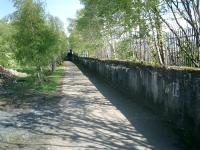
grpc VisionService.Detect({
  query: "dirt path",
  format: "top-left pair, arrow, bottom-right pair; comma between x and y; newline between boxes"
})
0,61 -> 186,150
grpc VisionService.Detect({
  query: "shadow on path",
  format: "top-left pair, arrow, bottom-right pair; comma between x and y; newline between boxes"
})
0,61 -> 187,150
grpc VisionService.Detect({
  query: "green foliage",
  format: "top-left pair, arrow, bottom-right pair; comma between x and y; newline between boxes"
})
68,8 -> 104,57
13,0 -> 53,66
12,0 -> 67,81
0,20 -> 15,67
68,0 -> 156,59
46,15 -> 67,70
14,65 -> 64,93
116,39 -> 136,61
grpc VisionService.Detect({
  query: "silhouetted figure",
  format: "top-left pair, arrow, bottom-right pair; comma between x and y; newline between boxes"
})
67,49 -> 73,61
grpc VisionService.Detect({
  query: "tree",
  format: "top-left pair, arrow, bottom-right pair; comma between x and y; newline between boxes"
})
12,0 -> 67,82
0,20 -> 15,67
70,0 -> 155,60
69,0 -> 199,67
155,0 -> 200,67
47,15 -> 67,72
68,8 -> 104,57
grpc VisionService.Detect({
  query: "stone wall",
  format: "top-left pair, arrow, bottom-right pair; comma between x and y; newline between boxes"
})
75,57 -> 200,145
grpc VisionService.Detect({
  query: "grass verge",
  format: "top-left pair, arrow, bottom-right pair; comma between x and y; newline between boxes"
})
14,65 -> 64,93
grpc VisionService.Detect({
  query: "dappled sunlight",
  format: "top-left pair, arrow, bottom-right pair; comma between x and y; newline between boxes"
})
0,61 -> 184,150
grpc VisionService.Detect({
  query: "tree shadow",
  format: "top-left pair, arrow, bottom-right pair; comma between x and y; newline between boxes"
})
0,61 -> 187,150
74,62 -> 187,150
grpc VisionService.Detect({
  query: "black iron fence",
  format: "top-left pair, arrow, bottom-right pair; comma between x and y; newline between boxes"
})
129,28 -> 199,67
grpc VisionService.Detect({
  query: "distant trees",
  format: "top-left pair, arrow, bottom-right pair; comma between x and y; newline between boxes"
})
68,0 -> 200,67
68,7 -> 104,57
47,15 -> 67,72
68,0 -> 157,59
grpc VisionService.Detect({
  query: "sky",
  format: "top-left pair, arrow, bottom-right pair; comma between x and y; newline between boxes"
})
0,0 -> 83,34
0,0 -> 189,34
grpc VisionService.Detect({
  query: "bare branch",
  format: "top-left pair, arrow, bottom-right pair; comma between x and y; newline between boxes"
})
159,13 -> 199,67
166,1 -> 190,43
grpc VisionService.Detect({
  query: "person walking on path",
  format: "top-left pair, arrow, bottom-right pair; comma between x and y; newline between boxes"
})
67,49 -> 73,61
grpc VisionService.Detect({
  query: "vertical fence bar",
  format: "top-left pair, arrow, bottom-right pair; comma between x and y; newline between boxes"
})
127,28 -> 197,67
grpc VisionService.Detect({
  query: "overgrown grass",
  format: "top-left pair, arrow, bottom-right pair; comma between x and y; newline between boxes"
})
38,66 -> 64,93
14,65 -> 64,93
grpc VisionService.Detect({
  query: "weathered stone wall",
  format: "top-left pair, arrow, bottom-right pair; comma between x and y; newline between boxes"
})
75,56 -> 200,144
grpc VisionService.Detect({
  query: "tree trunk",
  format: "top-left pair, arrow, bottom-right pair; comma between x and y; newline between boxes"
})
154,7 -> 165,65
51,59 -> 56,73
37,66 -> 45,84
